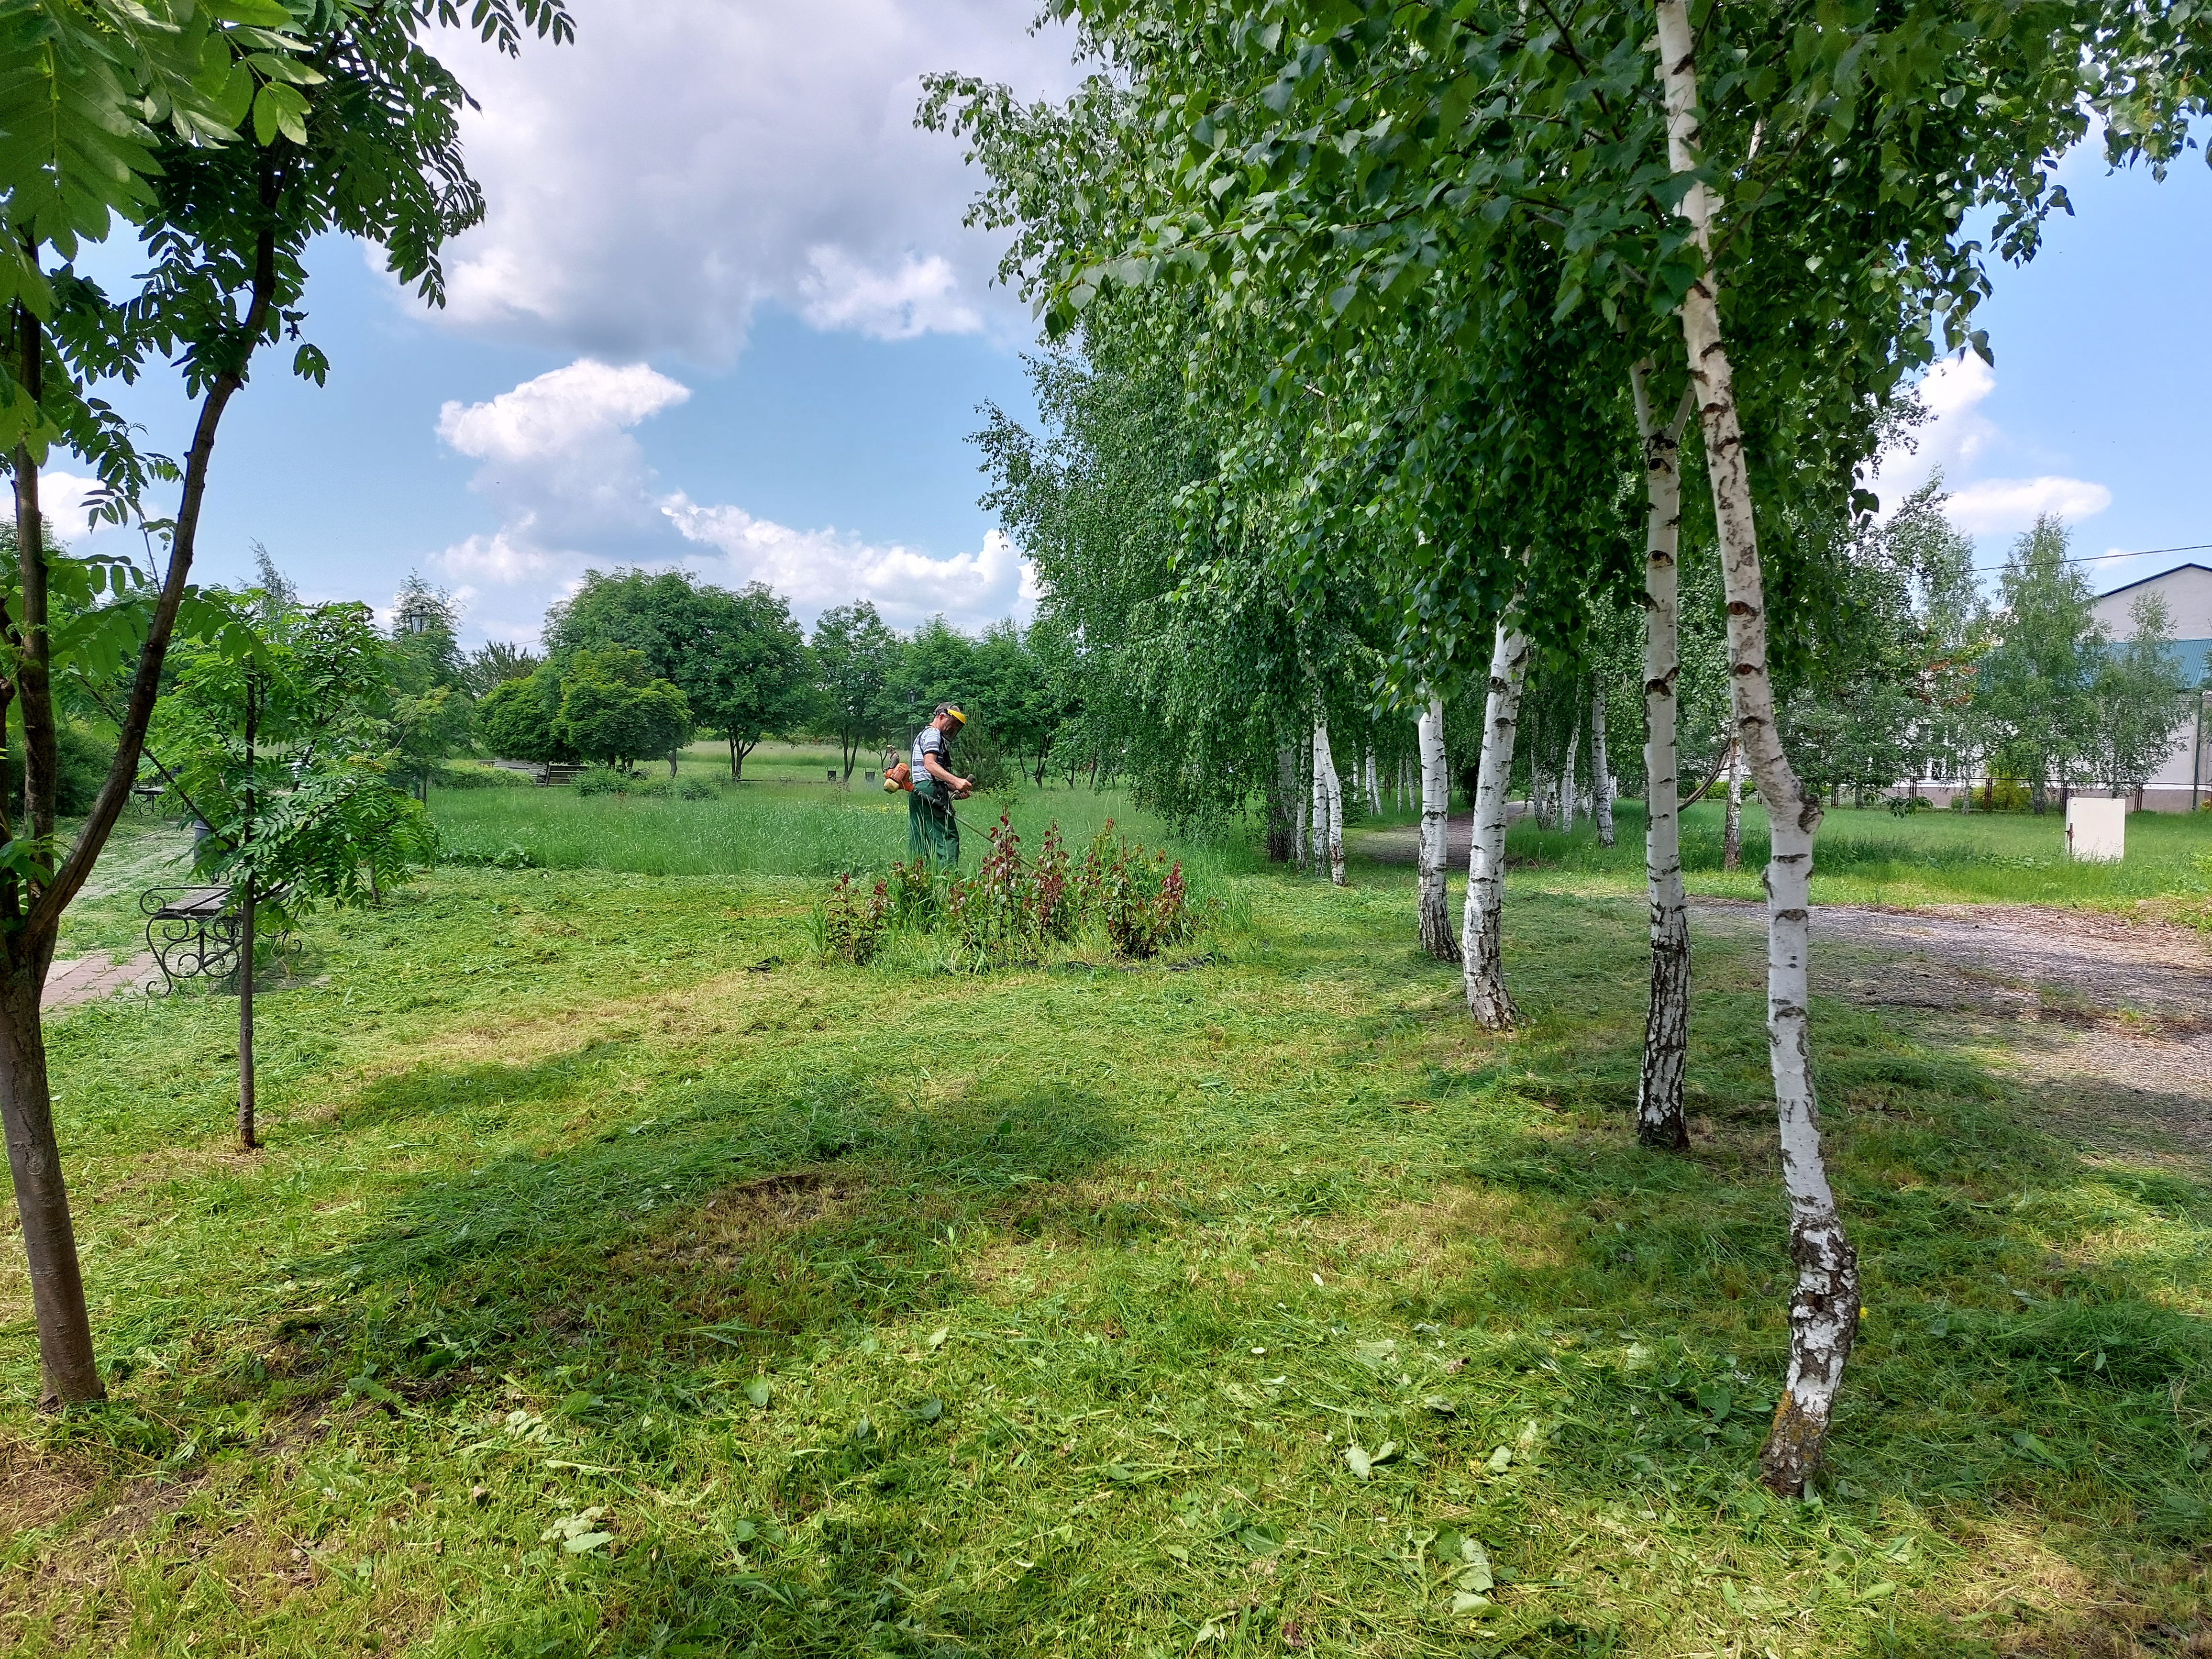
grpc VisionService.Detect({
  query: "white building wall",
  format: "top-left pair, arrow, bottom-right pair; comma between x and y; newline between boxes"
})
2090,563 -> 2212,810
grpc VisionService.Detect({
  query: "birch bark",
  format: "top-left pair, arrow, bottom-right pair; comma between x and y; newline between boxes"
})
1417,697 -> 1460,961
1723,737 -> 1744,872
1297,732 -> 1312,869
1461,620 -> 1529,1026
1364,749 -> 1382,816
1561,724 -> 1581,833
1657,0 -> 1858,1498
1591,683 -> 1615,849
1314,721 -> 1347,886
1631,361 -> 1694,1151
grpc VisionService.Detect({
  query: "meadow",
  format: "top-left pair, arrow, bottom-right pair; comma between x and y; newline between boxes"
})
2,772 -> 2208,1658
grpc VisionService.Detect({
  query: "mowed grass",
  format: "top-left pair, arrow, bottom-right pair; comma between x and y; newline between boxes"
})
1,797 -> 2208,1657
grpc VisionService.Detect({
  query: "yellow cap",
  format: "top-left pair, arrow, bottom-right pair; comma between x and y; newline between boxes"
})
946,705 -> 966,727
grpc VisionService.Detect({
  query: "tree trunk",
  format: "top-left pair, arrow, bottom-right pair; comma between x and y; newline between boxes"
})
1461,620 -> 1529,1027
1591,682 -> 1615,849
1417,697 -> 1459,961
0,969 -> 99,1407
237,881 -> 258,1151
1268,744 -> 1297,862
1723,737 -> 1744,872
728,735 -> 743,781
1659,0 -> 1858,1499
1363,749 -> 1381,816
1314,721 -> 1346,886
1631,361 -> 1692,1151
1561,723 -> 1581,833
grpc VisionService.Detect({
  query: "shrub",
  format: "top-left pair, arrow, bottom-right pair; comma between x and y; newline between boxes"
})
630,777 -> 673,800
441,841 -> 538,870
575,767 -> 627,796
810,872 -> 888,964
1887,794 -> 1935,817
820,817 -> 1199,967
1094,835 -> 1194,960
676,776 -> 718,801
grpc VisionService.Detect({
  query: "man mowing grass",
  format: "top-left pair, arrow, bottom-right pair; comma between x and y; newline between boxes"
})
909,702 -> 973,865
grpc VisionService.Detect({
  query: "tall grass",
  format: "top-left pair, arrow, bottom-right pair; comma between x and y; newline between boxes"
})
430,776 -> 1266,885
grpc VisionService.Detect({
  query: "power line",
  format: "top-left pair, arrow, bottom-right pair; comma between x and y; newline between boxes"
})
1967,540 -> 2212,575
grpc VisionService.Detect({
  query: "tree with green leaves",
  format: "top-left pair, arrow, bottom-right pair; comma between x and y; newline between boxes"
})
385,570 -> 470,798
932,0 -> 2114,1493
1981,516 -> 2102,814
153,591 -> 432,1150
477,668 -> 566,767
810,600 -> 903,780
461,639 -> 540,697
555,646 -> 688,775
1,0 -> 572,1406
545,567 -> 811,779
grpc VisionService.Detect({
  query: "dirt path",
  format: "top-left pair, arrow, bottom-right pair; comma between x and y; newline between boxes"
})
1693,898 -> 2212,1173
1356,809 -> 1506,871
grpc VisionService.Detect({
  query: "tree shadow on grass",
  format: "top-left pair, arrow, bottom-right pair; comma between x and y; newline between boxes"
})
268,1050 -> 1133,1411
1416,998 -> 2212,1652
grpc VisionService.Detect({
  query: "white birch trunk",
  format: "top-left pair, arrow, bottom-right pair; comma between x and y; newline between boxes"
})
1363,749 -> 1381,816
1658,0 -> 1858,1499
1561,724 -> 1581,833
1591,682 -> 1615,849
1315,721 -> 1346,886
1723,736 -> 1744,872
1298,730 -> 1314,870
1461,620 -> 1529,1027
1631,361 -> 1694,1151
1417,697 -> 1459,961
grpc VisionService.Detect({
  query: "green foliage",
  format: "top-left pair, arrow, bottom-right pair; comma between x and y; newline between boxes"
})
153,593 -> 435,918
554,647 -> 690,773
545,568 -> 812,780
478,672 -> 567,766
819,813 -> 1198,967
809,600 -> 903,778
809,870 -> 888,964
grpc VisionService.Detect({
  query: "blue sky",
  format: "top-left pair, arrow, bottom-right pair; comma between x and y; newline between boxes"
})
50,4 -> 2212,646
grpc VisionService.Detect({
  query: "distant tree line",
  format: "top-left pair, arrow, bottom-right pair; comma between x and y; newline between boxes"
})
363,566 -> 1079,790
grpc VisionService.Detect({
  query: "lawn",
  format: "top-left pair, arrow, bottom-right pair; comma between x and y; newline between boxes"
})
3,787 -> 2208,1657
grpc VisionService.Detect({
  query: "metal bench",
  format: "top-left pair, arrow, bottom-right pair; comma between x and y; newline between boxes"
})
140,885 -> 290,996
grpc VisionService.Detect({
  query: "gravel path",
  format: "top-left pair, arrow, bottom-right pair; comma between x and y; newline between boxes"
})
1687,898 -> 2212,1161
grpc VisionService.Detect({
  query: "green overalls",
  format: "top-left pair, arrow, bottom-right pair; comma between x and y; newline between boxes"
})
907,729 -> 961,866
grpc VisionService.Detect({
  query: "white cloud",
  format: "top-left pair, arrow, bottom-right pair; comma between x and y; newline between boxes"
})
798,248 -> 982,341
435,359 -> 689,468
427,0 -> 1073,363
439,529 -> 553,584
431,359 -> 691,586
429,359 -> 1034,636
1871,352 -> 2111,533
1942,476 -> 2114,534
664,497 -> 1028,629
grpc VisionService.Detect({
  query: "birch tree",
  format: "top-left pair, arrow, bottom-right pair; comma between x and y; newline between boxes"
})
1631,361 -> 1692,1149
1460,618 -> 1527,1027
1312,719 -> 1345,885
1416,696 -> 1457,960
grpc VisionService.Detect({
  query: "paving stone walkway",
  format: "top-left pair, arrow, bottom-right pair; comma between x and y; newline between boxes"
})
44,952 -> 158,1009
